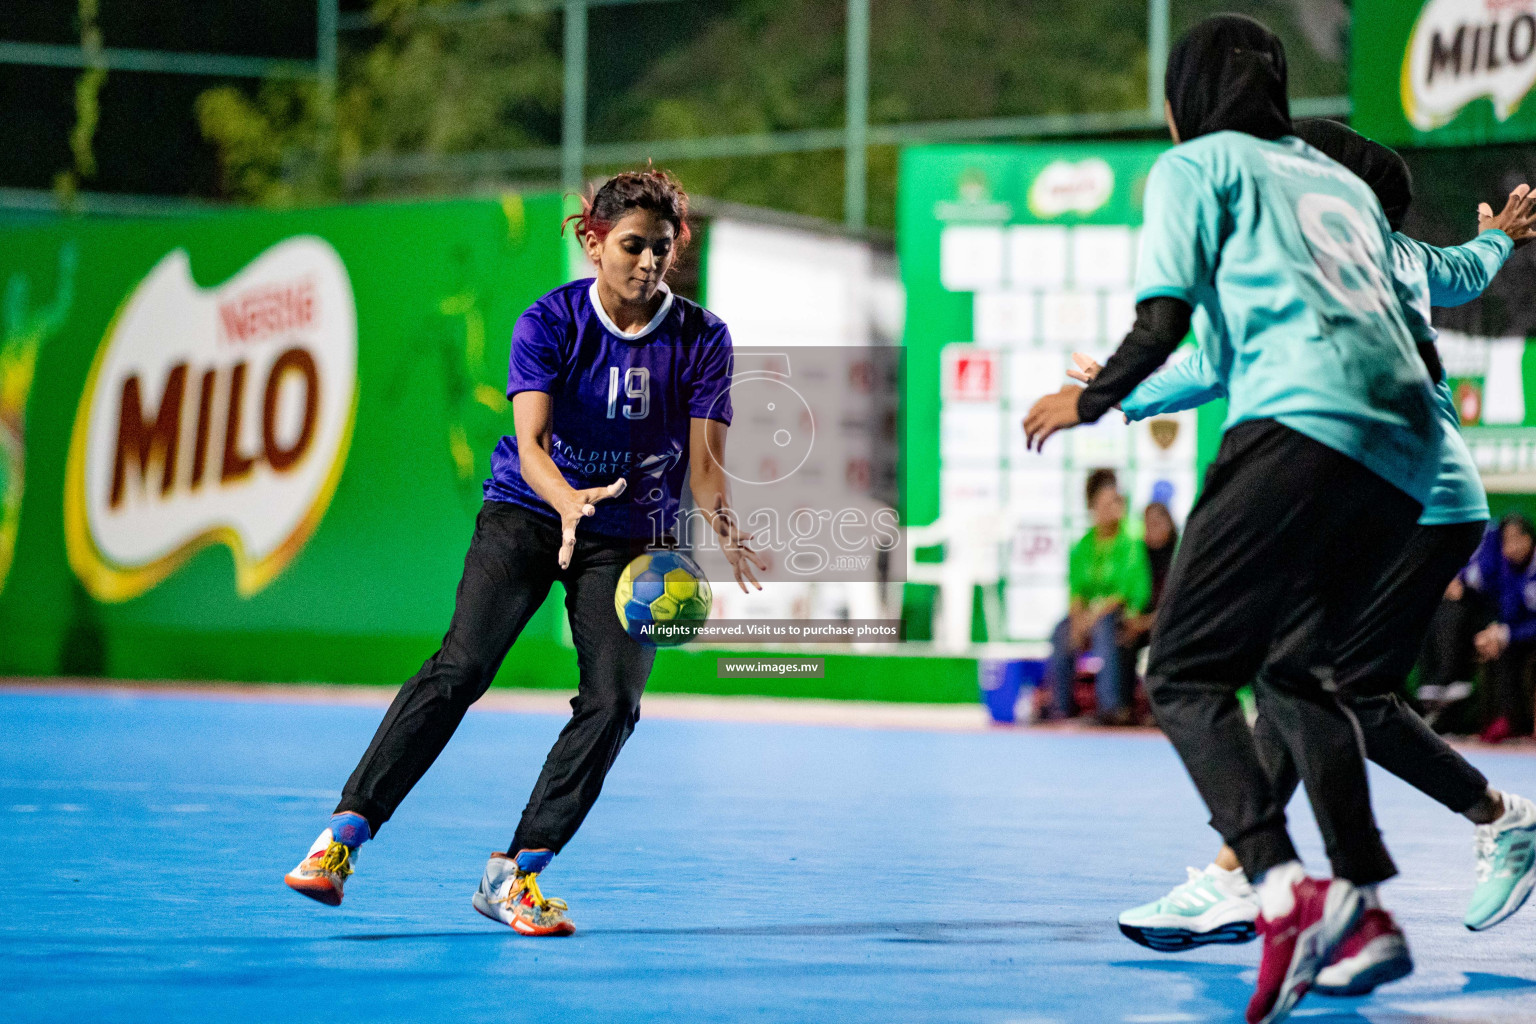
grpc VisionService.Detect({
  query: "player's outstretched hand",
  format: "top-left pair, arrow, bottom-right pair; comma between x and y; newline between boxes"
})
1022,385 -> 1083,452
724,536 -> 768,594
558,478 -> 626,569
1065,352 -> 1102,384
1479,184 -> 1536,246
713,510 -> 768,594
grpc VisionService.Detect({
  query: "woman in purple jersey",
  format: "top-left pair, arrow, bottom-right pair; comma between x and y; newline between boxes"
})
284,169 -> 766,935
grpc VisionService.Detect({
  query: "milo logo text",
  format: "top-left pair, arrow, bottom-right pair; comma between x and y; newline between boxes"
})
66,237 -> 357,601
1404,0 -> 1536,130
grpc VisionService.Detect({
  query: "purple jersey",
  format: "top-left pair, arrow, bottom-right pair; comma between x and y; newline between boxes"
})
485,280 -> 734,538
1462,526 -> 1536,645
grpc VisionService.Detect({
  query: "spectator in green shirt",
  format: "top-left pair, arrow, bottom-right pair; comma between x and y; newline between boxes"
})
1046,468 -> 1153,724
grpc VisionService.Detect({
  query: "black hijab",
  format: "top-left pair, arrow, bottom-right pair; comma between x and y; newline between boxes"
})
1165,15 -> 1292,143
1293,118 -> 1414,231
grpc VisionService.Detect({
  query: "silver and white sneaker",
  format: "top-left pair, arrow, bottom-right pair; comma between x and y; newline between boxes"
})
471,853 -> 576,936
1118,864 -> 1260,951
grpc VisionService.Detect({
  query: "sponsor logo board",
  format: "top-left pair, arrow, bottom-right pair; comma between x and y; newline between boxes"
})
65,236 -> 357,601
1027,158 -> 1114,219
1402,0 -> 1536,131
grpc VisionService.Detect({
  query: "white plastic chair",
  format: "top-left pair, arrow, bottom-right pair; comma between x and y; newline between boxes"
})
906,513 -> 1004,651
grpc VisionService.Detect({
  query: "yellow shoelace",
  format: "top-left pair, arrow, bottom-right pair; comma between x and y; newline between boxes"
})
500,872 -> 568,912
316,841 -> 354,878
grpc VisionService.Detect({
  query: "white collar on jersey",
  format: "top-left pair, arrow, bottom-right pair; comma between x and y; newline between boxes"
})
588,280 -> 674,341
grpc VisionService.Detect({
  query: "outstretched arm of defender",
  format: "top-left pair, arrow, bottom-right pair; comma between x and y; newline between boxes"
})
1070,347 -> 1223,422
1022,297 -> 1192,451
1397,186 -> 1536,310
512,390 -> 627,569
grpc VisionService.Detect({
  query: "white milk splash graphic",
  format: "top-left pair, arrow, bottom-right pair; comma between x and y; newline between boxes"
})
1027,158 -> 1115,219
66,236 -> 357,600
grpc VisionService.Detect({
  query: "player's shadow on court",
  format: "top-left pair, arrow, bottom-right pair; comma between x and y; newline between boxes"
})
337,919 -> 1094,943
1113,960 -> 1536,1022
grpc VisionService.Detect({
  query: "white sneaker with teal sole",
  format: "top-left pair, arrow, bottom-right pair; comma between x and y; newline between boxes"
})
1118,864 -> 1260,952
1466,793 -> 1536,931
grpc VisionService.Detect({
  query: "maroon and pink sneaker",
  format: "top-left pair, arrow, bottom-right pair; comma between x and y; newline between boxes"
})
1312,908 -> 1413,997
1245,876 -> 1362,1024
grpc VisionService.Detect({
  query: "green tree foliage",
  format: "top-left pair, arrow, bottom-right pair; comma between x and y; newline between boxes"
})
197,80 -> 327,207
53,0 -> 108,211
197,0 -> 561,206
603,0 -> 1149,228
197,0 -> 1345,227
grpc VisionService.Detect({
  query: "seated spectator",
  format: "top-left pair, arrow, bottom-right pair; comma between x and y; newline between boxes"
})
1120,500 -> 1179,650
1046,469 -> 1151,725
1463,514 -> 1536,742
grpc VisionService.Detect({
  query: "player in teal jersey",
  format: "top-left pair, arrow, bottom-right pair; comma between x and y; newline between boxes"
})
1077,120 -> 1536,992
1022,16 -> 1453,1024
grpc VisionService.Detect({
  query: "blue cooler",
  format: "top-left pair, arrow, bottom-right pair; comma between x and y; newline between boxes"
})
978,659 -> 1044,724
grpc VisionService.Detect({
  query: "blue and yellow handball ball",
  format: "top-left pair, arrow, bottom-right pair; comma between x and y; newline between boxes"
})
614,550 -> 713,646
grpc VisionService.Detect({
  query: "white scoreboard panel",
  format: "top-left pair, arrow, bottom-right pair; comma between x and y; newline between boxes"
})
937,222 -> 1199,642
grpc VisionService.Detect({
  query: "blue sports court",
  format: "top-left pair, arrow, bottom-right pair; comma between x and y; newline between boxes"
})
7,3 -> 1536,1023
4,688 -> 1534,1023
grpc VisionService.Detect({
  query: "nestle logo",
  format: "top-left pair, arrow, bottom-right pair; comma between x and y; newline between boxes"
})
218,278 -> 317,344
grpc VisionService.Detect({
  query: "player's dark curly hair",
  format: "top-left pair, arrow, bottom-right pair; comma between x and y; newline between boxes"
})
563,167 -> 692,252
1085,468 -> 1118,507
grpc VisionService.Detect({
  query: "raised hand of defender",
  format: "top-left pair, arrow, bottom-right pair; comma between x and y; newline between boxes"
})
1022,384 -> 1083,452
1479,184 -> 1536,246
558,478 -> 626,570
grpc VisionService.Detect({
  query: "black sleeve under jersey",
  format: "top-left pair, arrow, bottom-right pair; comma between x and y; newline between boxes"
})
1416,341 -> 1444,385
1077,297 -> 1193,423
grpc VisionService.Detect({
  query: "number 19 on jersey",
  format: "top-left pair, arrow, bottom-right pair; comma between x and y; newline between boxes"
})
607,366 -> 650,420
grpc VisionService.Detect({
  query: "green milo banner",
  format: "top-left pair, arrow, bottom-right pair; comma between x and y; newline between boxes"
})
0,196 -> 575,682
0,196 -> 983,702
1354,0 -> 1536,148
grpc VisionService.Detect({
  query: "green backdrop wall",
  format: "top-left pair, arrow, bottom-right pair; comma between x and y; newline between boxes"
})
895,142 -> 1226,643
0,195 -> 983,703
0,196 -> 575,683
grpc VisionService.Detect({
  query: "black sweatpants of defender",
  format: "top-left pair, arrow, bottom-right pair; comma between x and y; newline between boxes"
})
336,501 -> 655,855
1146,420 -> 1422,887
1253,521 -> 1490,820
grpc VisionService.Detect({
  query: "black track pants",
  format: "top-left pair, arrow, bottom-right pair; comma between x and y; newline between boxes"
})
1254,521 -> 1489,818
337,501 -> 655,854
1146,420 -> 1423,886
